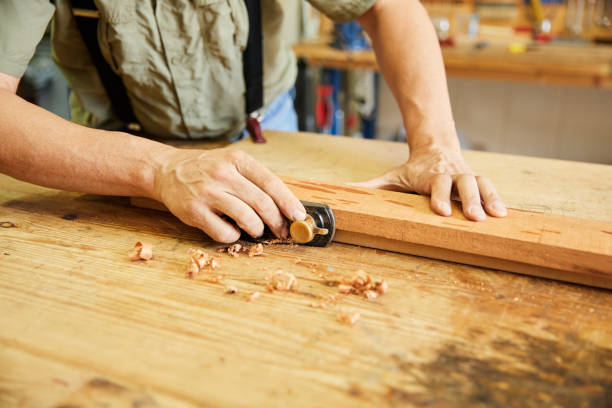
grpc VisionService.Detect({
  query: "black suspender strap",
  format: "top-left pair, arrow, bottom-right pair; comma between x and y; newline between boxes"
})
70,0 -> 139,128
242,0 -> 266,143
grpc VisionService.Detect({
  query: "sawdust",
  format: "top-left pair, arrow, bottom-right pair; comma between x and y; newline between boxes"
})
310,294 -> 340,309
128,242 -> 153,261
338,270 -> 388,299
265,269 -> 297,292
259,237 -> 296,246
186,248 -> 222,280
217,237 -> 295,258
248,243 -> 264,257
217,241 -> 269,258
187,246 -> 389,329
337,308 -> 360,326
227,243 -> 242,257
247,292 -> 261,302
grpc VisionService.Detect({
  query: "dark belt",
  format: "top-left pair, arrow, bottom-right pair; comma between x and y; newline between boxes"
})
67,0 -> 265,142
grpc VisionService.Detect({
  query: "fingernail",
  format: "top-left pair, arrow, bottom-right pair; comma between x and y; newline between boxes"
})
491,201 -> 507,216
439,202 -> 451,215
292,210 -> 306,221
468,205 -> 486,220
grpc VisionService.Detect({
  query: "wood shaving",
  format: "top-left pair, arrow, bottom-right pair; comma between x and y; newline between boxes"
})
225,285 -> 238,294
337,308 -> 360,326
227,243 -> 242,257
248,243 -> 264,257
203,274 -> 224,283
186,248 -> 215,278
338,284 -> 353,294
247,291 -> 261,302
310,294 -> 338,309
338,270 -> 388,299
364,290 -> 379,300
373,279 -> 388,295
266,269 -> 297,292
128,242 -> 153,261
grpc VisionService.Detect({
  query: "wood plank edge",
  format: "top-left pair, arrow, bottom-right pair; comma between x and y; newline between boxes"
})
334,231 -> 612,290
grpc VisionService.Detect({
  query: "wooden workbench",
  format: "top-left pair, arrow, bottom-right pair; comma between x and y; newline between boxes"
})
1,131 -> 611,407
293,40 -> 612,89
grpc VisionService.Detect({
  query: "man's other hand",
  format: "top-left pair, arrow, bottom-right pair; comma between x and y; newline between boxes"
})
350,146 -> 507,221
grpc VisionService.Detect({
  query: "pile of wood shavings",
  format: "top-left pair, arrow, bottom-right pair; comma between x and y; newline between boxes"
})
128,242 -> 153,261
217,242 -> 266,257
338,270 -> 388,300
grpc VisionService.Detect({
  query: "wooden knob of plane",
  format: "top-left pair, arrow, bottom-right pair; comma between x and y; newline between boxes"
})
290,214 -> 329,244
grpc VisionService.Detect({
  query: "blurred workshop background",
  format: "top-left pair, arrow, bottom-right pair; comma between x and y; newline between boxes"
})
20,0 -> 612,164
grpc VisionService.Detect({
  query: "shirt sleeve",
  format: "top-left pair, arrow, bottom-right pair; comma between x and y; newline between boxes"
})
307,0 -> 377,23
0,0 -> 55,78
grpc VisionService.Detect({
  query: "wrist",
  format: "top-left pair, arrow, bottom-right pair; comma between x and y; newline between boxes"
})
136,137 -> 177,201
403,114 -> 460,150
407,129 -> 461,157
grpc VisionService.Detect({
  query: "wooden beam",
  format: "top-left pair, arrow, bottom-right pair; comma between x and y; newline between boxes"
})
131,176 -> 612,289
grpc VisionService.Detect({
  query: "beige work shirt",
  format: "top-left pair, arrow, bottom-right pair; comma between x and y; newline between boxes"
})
0,0 -> 376,139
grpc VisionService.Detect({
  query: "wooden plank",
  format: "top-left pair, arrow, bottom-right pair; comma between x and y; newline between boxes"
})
131,175 -> 612,289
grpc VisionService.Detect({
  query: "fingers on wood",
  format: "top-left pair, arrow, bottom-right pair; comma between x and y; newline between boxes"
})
230,174 -> 289,238
455,174 -> 486,221
238,153 -> 306,222
477,176 -> 507,217
430,174 -> 452,216
185,203 -> 241,243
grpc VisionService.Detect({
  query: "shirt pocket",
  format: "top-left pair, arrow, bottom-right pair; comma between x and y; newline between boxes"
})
194,0 -> 248,54
96,0 -> 150,82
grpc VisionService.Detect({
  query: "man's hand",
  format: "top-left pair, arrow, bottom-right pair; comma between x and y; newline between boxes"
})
355,1 -> 507,221
1,76 -> 305,243
351,145 -> 507,221
152,148 -> 306,243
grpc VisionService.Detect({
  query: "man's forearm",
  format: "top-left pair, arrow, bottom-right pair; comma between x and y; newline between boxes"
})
358,0 -> 459,152
0,89 -> 172,198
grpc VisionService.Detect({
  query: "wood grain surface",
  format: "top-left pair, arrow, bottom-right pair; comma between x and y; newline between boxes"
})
1,131 -> 611,407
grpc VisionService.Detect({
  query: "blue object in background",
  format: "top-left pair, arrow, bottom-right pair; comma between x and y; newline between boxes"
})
320,69 -> 344,135
360,74 -> 379,139
332,22 -> 371,51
